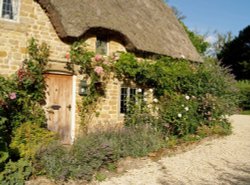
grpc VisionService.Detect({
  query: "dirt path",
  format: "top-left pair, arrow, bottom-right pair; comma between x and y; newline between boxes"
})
97,115 -> 250,185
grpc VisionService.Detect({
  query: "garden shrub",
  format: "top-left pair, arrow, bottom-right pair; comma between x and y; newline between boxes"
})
0,39 -> 239,183
0,158 -> 32,185
34,142 -> 71,181
10,122 -> 57,159
0,38 -> 54,183
0,142 -> 8,171
156,94 -> 201,136
35,126 -> 165,181
35,137 -> 116,181
38,44 -> 237,182
117,126 -> 166,157
236,80 -> 250,110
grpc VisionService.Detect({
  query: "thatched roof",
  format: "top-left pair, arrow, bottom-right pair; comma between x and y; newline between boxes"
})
37,0 -> 202,62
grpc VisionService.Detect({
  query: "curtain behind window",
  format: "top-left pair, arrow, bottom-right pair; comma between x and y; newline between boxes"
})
12,0 -> 18,20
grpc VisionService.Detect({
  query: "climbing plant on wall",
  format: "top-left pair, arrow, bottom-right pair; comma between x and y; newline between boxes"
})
66,41 -> 239,136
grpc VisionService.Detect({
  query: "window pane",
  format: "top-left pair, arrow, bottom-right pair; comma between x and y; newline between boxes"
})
96,37 -> 107,55
120,88 -> 128,113
130,88 -> 136,104
2,0 -> 13,19
120,87 -> 145,114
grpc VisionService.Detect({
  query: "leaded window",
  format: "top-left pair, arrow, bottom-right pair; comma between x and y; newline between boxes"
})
120,87 -> 144,114
0,0 -> 19,21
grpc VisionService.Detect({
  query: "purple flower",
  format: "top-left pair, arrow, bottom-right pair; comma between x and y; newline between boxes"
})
9,92 -> 16,100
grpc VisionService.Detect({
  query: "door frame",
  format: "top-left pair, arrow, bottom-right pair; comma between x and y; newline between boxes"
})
45,71 -> 77,144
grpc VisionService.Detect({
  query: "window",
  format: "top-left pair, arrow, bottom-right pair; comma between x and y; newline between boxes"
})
96,36 -> 108,55
120,87 -> 144,114
0,0 -> 19,21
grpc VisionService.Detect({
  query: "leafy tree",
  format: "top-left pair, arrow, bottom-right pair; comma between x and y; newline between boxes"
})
181,23 -> 209,55
171,6 -> 186,21
218,25 -> 250,80
213,31 -> 234,55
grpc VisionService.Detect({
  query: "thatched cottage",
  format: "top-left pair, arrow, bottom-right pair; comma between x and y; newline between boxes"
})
0,0 -> 201,144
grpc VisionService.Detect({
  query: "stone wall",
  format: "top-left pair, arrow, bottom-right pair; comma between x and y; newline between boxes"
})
0,0 -> 127,136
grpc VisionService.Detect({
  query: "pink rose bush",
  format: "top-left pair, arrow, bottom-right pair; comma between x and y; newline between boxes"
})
65,53 -> 70,60
94,66 -> 104,75
94,54 -> 103,62
9,92 -> 17,100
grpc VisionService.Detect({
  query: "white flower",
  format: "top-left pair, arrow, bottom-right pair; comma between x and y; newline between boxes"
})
153,98 -> 158,103
147,104 -> 153,108
181,104 -> 185,107
178,113 -> 182,118
149,89 -> 153,93
137,88 -> 142,93
144,92 -> 148,96
143,98 -> 147,102
185,107 -> 189,111
185,95 -> 190,100
221,115 -> 229,119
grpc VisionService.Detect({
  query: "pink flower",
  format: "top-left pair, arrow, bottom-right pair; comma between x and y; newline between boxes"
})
103,59 -> 110,65
94,66 -> 104,75
95,54 -> 103,62
9,92 -> 16,100
65,53 -> 70,60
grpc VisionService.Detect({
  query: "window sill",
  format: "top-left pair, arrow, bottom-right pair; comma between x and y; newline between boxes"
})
0,17 -> 19,23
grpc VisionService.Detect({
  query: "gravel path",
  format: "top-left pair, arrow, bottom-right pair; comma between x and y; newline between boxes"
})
98,115 -> 250,185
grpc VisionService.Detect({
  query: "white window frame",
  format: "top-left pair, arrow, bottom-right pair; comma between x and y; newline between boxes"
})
0,0 -> 20,22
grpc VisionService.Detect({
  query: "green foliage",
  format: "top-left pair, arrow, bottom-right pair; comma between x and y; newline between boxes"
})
95,172 -> 107,182
211,31 -> 234,56
115,126 -> 166,157
197,123 -> 232,138
113,52 -> 139,79
0,38 -> 52,183
218,25 -> 250,80
66,41 -> 112,129
180,22 -> 209,55
0,159 -> 32,185
113,53 -> 238,138
236,80 -> 250,110
10,122 -> 56,159
35,138 -> 116,181
35,126 -> 165,181
42,41 -> 238,183
0,142 -> 8,171
34,142 -> 70,181
0,38 -> 48,139
156,94 -> 200,136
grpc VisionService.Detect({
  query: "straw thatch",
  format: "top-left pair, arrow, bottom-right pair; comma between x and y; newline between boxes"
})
37,0 -> 202,62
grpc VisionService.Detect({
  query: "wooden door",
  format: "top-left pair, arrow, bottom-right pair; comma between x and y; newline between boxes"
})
45,74 -> 73,144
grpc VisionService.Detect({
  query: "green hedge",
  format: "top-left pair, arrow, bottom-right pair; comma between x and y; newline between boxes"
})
236,80 -> 250,110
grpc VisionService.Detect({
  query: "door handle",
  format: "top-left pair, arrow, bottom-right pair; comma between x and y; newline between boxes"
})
66,104 -> 71,109
50,104 -> 61,110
